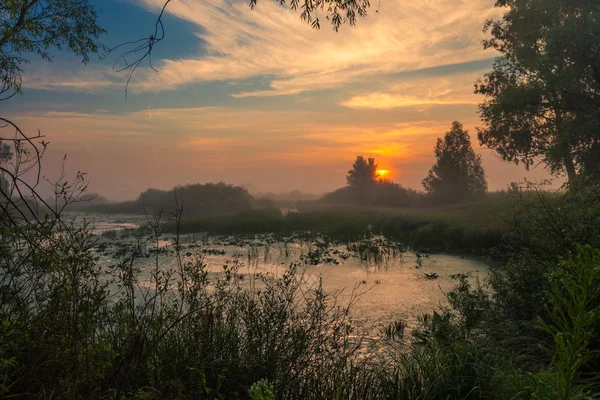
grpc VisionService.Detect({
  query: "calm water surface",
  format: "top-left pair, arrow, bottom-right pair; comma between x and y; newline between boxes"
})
76,212 -> 489,337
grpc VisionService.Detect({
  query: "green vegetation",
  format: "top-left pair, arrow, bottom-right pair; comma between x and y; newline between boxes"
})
423,122 -> 487,204
165,205 -> 504,255
168,191 -> 562,256
3,187 -> 599,398
0,0 -> 104,95
318,181 -> 422,208
0,218 -> 366,398
476,0 -> 600,188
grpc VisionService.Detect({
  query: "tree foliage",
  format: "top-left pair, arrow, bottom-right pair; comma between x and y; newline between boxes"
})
346,156 -> 379,189
0,0 -> 105,98
476,0 -> 600,189
0,140 -> 11,163
423,122 -> 487,204
249,0 -> 370,30
75,183 -> 255,218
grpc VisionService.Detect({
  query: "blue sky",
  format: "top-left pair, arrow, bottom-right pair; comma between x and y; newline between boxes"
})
11,0 -> 554,200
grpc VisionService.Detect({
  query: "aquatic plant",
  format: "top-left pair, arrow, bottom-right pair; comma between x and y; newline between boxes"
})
247,245 -> 260,268
381,319 -> 407,341
424,272 -> 439,280
415,252 -> 424,269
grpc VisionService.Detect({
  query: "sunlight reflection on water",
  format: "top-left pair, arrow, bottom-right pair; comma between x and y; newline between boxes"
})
84,213 -> 489,337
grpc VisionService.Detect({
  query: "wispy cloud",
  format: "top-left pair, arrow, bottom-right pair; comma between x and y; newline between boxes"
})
22,65 -> 122,92
12,0 -> 556,199
22,0 -> 499,96
125,0 -> 499,95
341,73 -> 483,109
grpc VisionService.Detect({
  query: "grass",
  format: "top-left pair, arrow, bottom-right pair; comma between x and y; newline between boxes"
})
300,191 -> 562,230
162,193 -> 524,255
164,209 -> 505,255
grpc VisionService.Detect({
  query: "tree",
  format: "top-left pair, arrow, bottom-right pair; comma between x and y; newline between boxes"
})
0,1 -> 103,225
321,179 -> 419,207
476,0 -> 600,189
0,0 -> 372,98
422,122 -> 487,203
347,156 -> 379,189
0,0 -> 372,217
0,0 -> 105,98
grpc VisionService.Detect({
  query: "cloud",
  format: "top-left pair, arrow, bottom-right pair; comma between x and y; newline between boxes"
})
342,92 -> 474,109
21,0 -> 500,96
10,106 -> 552,199
341,73 -> 483,109
13,106 -> 453,167
124,0 -> 500,95
22,65 -> 123,92
10,0 -> 556,199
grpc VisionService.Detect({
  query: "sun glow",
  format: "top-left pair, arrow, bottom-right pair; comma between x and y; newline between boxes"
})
377,169 -> 390,177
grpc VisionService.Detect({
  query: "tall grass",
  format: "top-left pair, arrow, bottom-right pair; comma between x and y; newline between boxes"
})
0,215 -> 380,398
166,209 -> 504,256
535,246 -> 600,399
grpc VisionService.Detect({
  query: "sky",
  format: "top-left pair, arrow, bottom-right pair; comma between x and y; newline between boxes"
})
8,0 -> 556,200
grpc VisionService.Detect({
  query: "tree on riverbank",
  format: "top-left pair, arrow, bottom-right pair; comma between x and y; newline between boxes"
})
476,0 -> 600,189
423,121 -> 487,204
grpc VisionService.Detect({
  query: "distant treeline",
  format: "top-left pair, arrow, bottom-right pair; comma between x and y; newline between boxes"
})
310,180 -> 424,208
71,180 -> 474,217
252,190 -> 320,203
69,122 -> 492,216
70,183 -> 260,218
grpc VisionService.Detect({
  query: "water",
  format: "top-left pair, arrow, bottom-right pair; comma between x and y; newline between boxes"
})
81,213 -> 489,337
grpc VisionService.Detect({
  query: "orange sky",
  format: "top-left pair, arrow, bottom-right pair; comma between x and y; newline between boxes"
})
10,0 -> 556,200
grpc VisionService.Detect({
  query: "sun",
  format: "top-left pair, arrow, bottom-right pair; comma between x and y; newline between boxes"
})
376,169 -> 390,178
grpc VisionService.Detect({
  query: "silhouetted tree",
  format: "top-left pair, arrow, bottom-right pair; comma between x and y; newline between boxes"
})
0,1 -> 97,227
423,122 -> 487,204
83,183 -> 255,217
347,156 -> 379,189
372,179 -> 420,207
0,0 -> 103,210
321,179 -> 420,207
476,0 -> 600,190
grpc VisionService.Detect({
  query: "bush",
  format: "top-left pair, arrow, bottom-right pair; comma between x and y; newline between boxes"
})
319,181 -> 422,208
0,214 -> 378,398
